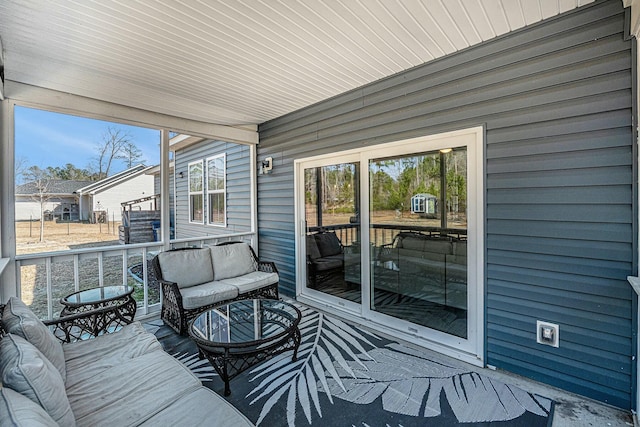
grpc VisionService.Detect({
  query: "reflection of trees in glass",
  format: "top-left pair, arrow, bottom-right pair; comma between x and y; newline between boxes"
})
370,149 -> 466,215
305,164 -> 356,214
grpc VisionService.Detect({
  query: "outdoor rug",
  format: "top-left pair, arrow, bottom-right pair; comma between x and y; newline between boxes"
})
150,302 -> 554,427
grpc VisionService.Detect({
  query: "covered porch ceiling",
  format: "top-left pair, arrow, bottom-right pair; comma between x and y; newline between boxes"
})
0,0 -> 613,127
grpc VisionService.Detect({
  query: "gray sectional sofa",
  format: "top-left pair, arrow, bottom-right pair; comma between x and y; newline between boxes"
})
376,231 -> 467,309
0,297 -> 253,426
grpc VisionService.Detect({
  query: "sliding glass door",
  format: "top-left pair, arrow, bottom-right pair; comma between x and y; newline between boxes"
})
301,158 -> 361,306
295,127 -> 483,361
369,148 -> 468,338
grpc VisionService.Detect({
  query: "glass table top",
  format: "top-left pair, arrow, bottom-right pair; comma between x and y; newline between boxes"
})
63,285 -> 133,305
190,299 -> 300,346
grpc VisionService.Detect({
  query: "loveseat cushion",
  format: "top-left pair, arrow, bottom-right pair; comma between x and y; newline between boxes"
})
179,281 -> 239,310
314,232 -> 342,257
66,350 -> 202,426
2,297 -> 66,381
210,243 -> 256,280
157,248 -> 214,288
0,334 -> 75,427
218,271 -> 279,294
0,386 -> 58,427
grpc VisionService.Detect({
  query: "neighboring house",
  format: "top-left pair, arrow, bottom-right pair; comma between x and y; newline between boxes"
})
15,180 -> 92,221
75,164 -> 156,223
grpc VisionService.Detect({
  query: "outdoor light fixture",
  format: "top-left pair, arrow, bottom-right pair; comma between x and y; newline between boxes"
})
178,171 -> 184,179
260,157 -> 273,174
439,148 -> 453,154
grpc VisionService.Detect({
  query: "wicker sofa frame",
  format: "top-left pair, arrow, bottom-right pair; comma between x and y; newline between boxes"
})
0,303 -> 133,343
152,242 -> 279,335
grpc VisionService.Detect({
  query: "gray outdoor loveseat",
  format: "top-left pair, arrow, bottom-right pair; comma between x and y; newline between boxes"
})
152,241 -> 279,335
0,297 -> 253,426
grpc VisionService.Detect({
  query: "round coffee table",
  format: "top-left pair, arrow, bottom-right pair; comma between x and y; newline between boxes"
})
189,299 -> 302,396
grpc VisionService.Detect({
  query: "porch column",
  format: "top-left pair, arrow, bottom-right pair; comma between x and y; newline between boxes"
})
0,98 -> 17,300
160,129 -> 171,249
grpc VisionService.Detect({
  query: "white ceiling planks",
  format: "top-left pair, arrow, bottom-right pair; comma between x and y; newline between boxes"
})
0,0 -> 596,125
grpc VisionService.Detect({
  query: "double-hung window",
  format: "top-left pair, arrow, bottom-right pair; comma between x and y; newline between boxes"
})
207,154 -> 226,226
188,160 -> 204,223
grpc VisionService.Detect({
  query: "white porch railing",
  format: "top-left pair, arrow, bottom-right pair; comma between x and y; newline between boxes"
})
15,232 -> 255,320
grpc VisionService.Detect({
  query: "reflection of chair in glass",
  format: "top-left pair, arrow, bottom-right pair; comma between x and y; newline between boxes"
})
306,231 -> 345,288
374,231 -> 466,309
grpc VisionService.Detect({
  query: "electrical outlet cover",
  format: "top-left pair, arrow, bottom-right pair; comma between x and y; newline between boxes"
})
536,320 -> 559,348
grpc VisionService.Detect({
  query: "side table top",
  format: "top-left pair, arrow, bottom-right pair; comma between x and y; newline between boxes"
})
62,285 -> 134,307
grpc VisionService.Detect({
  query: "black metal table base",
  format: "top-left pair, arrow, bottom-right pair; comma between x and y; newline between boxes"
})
197,325 -> 301,396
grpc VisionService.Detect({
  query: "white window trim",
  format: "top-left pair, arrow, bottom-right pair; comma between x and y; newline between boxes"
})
188,159 -> 204,224
206,153 -> 227,227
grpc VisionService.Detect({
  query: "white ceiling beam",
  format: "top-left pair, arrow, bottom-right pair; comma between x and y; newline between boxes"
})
4,81 -> 259,145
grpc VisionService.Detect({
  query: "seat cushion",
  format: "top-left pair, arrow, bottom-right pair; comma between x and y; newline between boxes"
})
0,386 -> 58,427
218,271 -> 279,294
63,322 -> 163,389
139,387 -> 254,426
179,282 -> 239,310
66,350 -> 202,426
313,254 -> 343,272
157,248 -> 214,288
0,334 -> 75,427
210,243 -> 256,280
2,297 -> 66,381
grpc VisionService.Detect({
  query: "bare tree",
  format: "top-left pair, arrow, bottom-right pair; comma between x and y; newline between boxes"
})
95,127 -> 132,179
24,166 -> 53,242
15,155 -> 29,184
118,141 -> 143,168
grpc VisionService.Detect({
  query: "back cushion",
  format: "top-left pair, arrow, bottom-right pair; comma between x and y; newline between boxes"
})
400,236 -> 425,251
314,233 -> 342,257
157,248 -> 214,288
0,386 -> 58,427
423,239 -> 453,255
0,335 -> 76,427
2,298 -> 66,381
306,235 -> 322,260
210,243 -> 256,281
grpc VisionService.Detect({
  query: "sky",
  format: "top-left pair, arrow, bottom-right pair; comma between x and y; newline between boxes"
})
15,106 -> 161,180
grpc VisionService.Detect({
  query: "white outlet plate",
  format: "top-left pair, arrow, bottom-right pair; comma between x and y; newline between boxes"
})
536,320 -> 559,348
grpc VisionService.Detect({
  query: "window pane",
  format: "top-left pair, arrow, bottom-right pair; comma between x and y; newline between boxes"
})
191,194 -> 203,222
207,156 -> 224,191
189,162 -> 203,192
208,193 -> 225,224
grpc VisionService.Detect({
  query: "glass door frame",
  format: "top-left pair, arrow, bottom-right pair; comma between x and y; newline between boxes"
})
294,126 -> 485,365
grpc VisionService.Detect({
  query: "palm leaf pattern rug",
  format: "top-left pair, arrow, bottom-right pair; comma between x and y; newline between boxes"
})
154,302 -> 553,427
